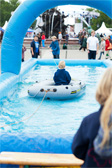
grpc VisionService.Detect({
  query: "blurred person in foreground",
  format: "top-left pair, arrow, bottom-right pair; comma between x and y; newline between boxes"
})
72,67 -> 112,168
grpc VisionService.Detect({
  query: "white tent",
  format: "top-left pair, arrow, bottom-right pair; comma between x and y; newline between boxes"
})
95,22 -> 112,36
2,21 -> 8,30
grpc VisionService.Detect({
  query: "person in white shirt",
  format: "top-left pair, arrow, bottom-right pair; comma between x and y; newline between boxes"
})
98,38 -> 105,60
87,30 -> 99,59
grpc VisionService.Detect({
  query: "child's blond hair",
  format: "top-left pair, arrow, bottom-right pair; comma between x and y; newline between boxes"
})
58,61 -> 65,69
51,36 -> 57,40
96,67 -> 112,147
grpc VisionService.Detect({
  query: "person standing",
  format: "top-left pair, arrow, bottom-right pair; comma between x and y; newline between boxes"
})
87,30 -> 99,59
105,37 -> 112,59
22,45 -> 26,62
31,36 -> 40,58
79,35 -> 84,51
98,38 -> 105,60
58,32 -> 62,44
81,35 -> 87,51
48,36 -> 60,59
38,33 -> 42,47
72,67 -> 112,168
41,32 -> 45,47
65,32 -> 69,45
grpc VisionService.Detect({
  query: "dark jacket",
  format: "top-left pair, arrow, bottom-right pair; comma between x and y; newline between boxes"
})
50,40 -> 60,55
72,106 -> 111,168
53,69 -> 71,85
82,38 -> 87,48
31,40 -> 39,54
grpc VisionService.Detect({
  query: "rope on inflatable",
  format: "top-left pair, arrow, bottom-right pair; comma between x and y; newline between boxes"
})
27,84 -> 40,98
0,91 -> 48,129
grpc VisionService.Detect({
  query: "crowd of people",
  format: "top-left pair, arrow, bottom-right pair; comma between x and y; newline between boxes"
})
30,32 -> 60,60
21,30 -> 112,61
78,29 -> 112,60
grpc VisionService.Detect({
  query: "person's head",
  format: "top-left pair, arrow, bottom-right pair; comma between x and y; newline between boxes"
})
58,61 -> 65,69
51,36 -> 57,41
96,68 -> 112,147
101,37 -> 104,41
91,30 -> 95,37
105,36 -> 109,40
34,36 -> 38,41
83,28 -> 85,31
38,33 -> 41,36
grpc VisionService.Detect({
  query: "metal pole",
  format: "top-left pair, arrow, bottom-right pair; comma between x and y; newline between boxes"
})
49,11 -> 50,38
65,50 -> 67,59
51,13 -> 54,36
60,12 -> 61,32
45,14 -> 46,35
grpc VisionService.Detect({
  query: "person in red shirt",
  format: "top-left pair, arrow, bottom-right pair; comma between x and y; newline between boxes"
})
41,32 -> 45,47
105,37 -> 112,59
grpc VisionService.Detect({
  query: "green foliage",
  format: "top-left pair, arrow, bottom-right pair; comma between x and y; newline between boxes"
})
91,10 -> 112,30
0,0 -> 20,27
30,20 -> 37,29
9,0 -> 20,11
86,8 -> 112,30
86,8 -> 94,12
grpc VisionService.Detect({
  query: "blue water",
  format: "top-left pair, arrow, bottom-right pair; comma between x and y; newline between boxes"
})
0,65 -> 106,135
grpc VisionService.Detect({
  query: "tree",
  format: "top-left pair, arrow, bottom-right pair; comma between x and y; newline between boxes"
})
0,0 -> 11,27
86,8 -> 112,30
30,20 -> 37,29
90,10 -> 112,30
0,0 -> 20,27
9,0 -> 20,12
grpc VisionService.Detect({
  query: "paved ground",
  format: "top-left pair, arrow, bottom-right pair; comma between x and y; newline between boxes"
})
0,44 -> 112,74
23,44 -> 109,60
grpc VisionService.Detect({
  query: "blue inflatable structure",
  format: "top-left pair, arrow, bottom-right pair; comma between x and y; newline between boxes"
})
1,0 -> 112,74
0,0 -> 112,167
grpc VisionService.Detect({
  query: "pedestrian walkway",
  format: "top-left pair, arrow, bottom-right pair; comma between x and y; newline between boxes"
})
0,46 -> 112,74
24,48 -> 107,61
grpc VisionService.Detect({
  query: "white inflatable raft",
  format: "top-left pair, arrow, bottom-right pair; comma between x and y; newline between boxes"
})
28,79 -> 86,100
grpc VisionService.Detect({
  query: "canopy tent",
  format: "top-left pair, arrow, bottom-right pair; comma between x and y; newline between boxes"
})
26,28 -> 34,38
27,28 -> 34,32
95,22 -> 112,36
2,21 -> 8,30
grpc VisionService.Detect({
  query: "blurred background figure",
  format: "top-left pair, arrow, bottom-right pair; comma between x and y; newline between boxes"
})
58,32 -> 62,44
22,45 -> 26,62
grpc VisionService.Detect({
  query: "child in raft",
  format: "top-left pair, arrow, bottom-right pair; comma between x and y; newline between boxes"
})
53,61 -> 71,85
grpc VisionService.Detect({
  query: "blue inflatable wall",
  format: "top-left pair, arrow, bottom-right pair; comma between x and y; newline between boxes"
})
1,0 -> 112,74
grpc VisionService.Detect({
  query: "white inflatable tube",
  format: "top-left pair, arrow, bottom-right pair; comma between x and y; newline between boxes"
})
28,79 -> 86,100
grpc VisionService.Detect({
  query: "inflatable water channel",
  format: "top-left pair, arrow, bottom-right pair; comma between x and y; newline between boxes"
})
0,59 -> 112,168
0,59 -> 112,101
